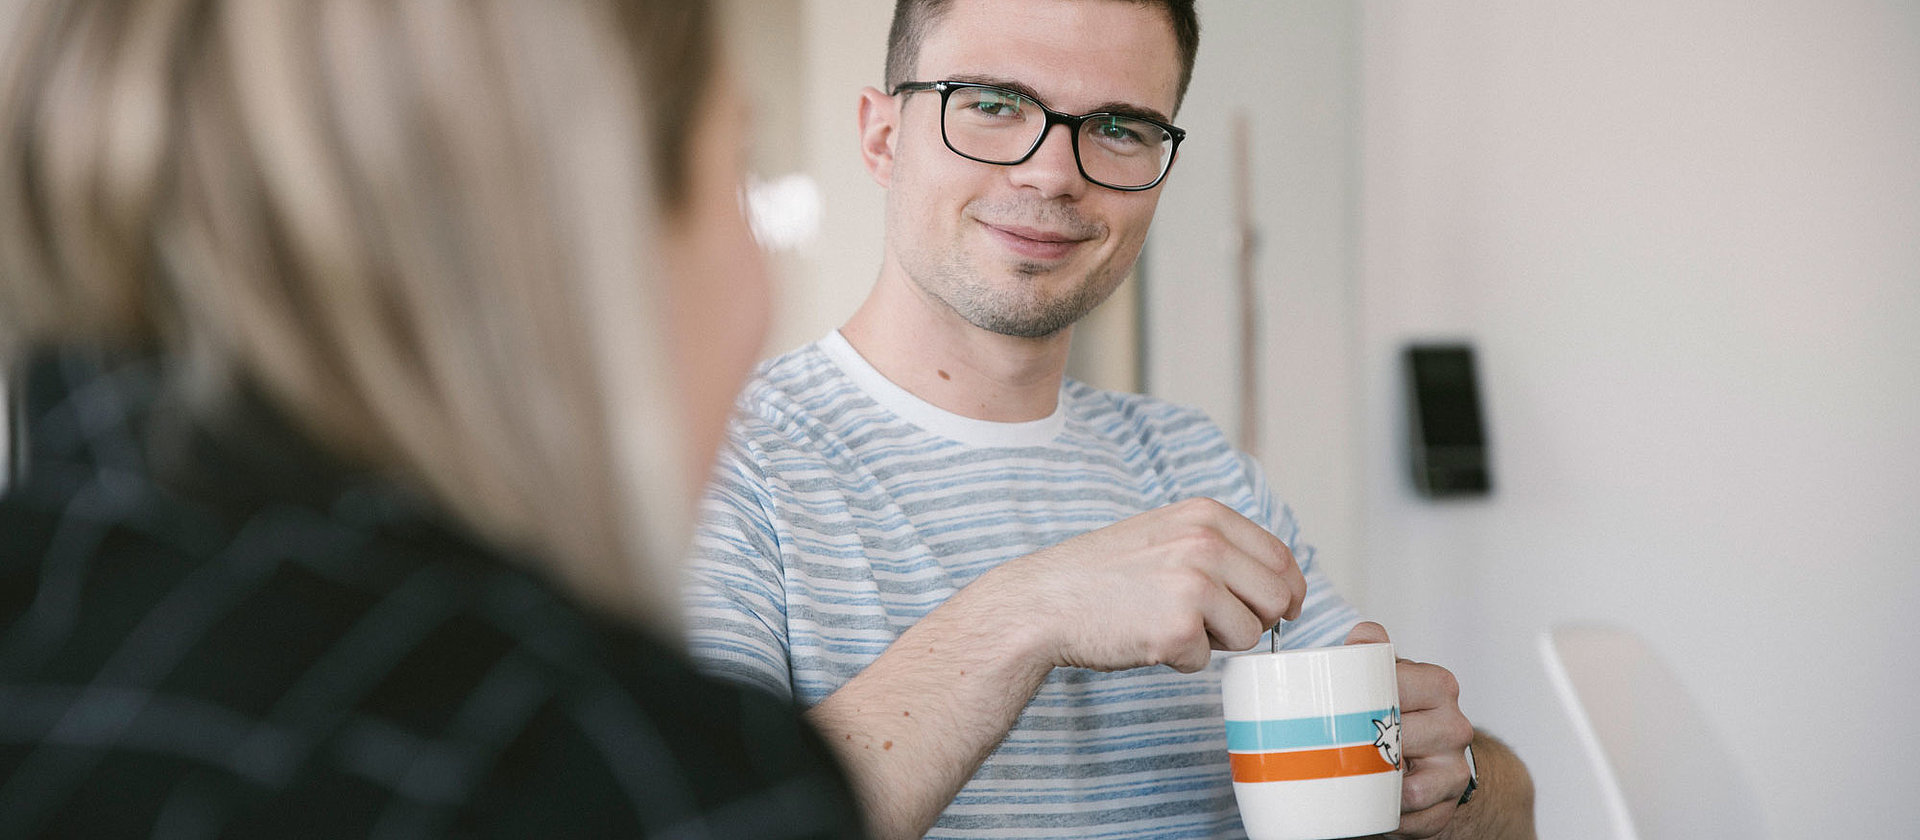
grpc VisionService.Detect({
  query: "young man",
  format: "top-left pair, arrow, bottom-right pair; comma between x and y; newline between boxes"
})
686,1 -> 1533,837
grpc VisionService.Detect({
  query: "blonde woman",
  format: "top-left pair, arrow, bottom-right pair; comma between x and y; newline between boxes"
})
0,0 -> 862,836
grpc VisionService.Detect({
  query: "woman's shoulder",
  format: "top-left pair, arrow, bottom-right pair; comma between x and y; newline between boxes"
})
1,465 -> 861,837
0,350 -> 861,838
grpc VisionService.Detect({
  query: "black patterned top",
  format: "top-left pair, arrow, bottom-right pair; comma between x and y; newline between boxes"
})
0,351 -> 865,839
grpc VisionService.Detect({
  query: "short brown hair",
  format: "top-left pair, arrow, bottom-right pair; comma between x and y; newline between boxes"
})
884,0 -> 1200,109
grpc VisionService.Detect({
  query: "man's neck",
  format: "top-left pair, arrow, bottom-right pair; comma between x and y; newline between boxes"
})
840,267 -> 1071,423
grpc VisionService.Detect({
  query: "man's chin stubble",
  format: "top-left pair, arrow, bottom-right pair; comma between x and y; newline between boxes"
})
956,278 -> 1118,339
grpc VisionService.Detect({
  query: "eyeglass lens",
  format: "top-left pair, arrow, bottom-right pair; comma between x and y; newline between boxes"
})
943,86 -> 1173,189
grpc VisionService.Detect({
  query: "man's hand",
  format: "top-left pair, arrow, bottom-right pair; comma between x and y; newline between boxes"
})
1345,622 -> 1476,839
981,496 -> 1309,673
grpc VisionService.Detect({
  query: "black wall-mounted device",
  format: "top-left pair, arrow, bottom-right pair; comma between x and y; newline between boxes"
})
1404,344 -> 1491,498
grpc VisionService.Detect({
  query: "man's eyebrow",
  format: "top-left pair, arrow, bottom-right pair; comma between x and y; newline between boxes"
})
943,73 -> 1174,125
1089,100 -> 1174,126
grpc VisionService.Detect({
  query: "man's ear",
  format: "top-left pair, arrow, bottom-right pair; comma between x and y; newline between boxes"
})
857,86 -> 898,188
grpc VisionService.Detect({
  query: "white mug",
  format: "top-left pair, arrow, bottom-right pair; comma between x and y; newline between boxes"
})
1221,642 -> 1402,840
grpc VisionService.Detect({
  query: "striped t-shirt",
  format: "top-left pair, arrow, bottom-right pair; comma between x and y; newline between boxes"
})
685,332 -> 1361,839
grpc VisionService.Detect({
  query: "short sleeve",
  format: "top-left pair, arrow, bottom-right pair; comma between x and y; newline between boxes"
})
682,430 -> 799,702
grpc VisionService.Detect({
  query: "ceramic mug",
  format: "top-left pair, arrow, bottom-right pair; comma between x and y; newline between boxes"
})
1221,642 -> 1402,840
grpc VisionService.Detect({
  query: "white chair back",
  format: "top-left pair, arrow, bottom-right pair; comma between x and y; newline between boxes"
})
1538,623 -> 1766,840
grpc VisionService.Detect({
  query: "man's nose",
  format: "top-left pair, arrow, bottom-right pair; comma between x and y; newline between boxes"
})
1006,121 -> 1087,199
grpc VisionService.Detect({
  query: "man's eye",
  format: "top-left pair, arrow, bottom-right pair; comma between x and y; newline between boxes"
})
1091,118 -> 1144,145
1097,123 -> 1139,142
973,98 -> 1022,117
957,90 -> 1029,119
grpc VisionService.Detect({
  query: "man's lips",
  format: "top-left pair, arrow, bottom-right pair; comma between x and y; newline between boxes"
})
981,222 -> 1093,261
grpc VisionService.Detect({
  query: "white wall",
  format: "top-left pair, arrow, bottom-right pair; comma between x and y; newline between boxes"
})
1356,2 -> 1920,837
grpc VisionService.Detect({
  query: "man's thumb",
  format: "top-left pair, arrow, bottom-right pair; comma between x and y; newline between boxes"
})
1344,620 -> 1390,646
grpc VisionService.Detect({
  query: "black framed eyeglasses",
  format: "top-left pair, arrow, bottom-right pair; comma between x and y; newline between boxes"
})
891,80 -> 1186,192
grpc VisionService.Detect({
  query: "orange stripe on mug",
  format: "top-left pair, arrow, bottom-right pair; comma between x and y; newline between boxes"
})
1229,745 -> 1398,783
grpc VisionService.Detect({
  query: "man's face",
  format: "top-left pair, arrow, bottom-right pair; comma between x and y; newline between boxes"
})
873,0 -> 1183,339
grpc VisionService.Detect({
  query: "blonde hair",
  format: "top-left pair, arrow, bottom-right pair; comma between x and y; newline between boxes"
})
0,0 -> 716,634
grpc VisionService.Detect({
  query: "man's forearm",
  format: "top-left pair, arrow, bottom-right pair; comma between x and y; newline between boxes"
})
1444,730 -> 1536,839
1428,730 -> 1537,840
805,581 -> 1056,840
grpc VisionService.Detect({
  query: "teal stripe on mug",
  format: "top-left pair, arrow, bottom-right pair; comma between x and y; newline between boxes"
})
1224,708 -> 1395,752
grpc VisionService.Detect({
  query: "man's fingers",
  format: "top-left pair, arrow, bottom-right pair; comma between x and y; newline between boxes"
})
1397,659 -> 1472,758
1399,707 -> 1474,760
1265,531 -> 1307,621
1214,545 -> 1304,629
1200,586 -> 1268,652
1396,749 -> 1471,836
1391,660 -> 1474,831
1397,659 -> 1462,712
1393,799 -> 1459,839
1200,512 -> 1305,623
1163,499 -> 1305,626
1400,752 -> 1471,814
1344,620 -> 1390,646
1181,499 -> 1302,573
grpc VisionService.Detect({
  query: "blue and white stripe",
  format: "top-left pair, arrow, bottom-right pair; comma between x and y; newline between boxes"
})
685,332 -> 1360,839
